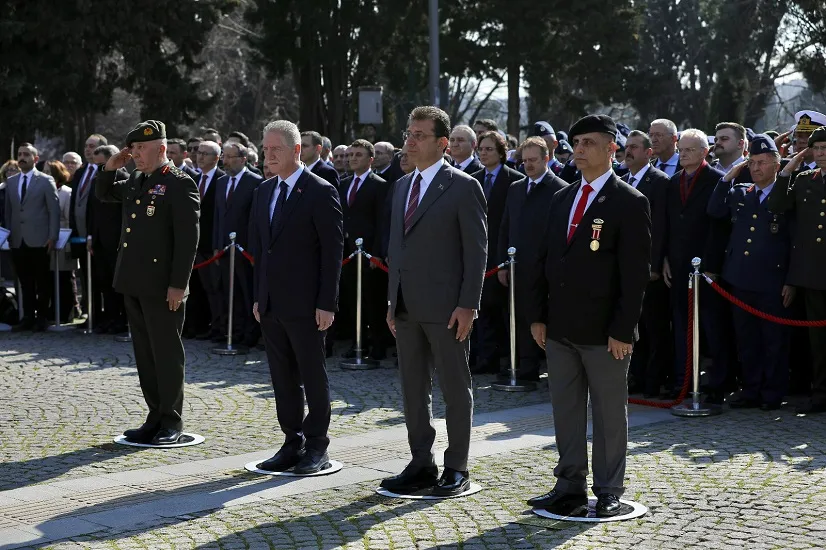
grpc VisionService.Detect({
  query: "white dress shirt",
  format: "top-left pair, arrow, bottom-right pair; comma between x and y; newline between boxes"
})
455,157 -> 474,171
568,169 -> 613,231
269,163 -> 304,221
406,159 -> 445,208
655,151 -> 680,177
18,168 -> 34,199
346,170 -> 370,199
628,163 -> 650,188
226,166 -> 246,199
198,166 -> 217,192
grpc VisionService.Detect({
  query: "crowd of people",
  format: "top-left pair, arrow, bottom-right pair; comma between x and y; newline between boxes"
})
1,108 -> 825,419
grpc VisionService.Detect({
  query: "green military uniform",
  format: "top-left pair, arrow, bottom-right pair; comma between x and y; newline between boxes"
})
768,125 -> 826,411
96,120 -> 200,434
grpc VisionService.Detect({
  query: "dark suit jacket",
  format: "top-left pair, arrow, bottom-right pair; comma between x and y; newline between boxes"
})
249,169 -> 344,319
471,164 -> 524,269
213,169 -> 262,250
559,161 -> 580,183
664,163 -> 726,279
527,173 -> 651,345
195,167 -> 225,255
181,164 -> 200,181
375,165 -> 402,185
69,163 -> 96,258
625,166 -> 669,273
339,171 -> 387,255
87,168 -> 128,251
311,159 -> 341,188
458,157 -> 483,175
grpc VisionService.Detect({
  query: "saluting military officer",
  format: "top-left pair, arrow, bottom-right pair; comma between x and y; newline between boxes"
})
709,135 -> 794,410
97,120 -> 201,444
768,126 -> 826,414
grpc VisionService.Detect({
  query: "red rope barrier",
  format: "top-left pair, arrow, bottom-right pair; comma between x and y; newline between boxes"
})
703,276 -> 826,327
369,256 -> 389,273
628,286 -> 692,408
341,252 -> 357,267
193,248 -> 226,270
240,249 -> 254,265
485,264 -> 506,279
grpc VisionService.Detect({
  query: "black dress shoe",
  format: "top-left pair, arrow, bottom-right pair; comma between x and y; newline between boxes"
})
760,401 -> 781,411
151,428 -> 183,445
380,464 -> 439,493
342,347 -> 357,359
432,467 -> 470,496
795,400 -> 826,414
705,390 -> 725,405
123,423 -> 159,444
211,333 -> 227,343
728,395 -> 760,409
595,493 -> 621,517
257,446 -> 306,472
33,319 -> 48,332
527,489 -> 588,515
11,318 -> 34,332
293,450 -> 330,474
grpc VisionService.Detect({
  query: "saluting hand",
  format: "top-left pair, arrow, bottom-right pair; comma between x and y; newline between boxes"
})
781,148 -> 809,176
722,160 -> 748,183
105,147 -> 132,172
448,307 -> 475,342
167,287 -> 185,311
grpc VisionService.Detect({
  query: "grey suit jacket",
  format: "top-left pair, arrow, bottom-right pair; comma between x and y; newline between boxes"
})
3,169 -> 60,248
387,162 -> 487,324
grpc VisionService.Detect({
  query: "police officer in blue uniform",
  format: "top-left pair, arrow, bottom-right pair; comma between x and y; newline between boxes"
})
708,135 -> 794,410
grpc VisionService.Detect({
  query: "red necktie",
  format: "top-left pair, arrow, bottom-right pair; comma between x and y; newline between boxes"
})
404,174 -> 422,234
199,174 -> 207,198
78,166 -> 93,197
227,176 -> 236,202
567,183 -> 593,243
348,176 -> 360,207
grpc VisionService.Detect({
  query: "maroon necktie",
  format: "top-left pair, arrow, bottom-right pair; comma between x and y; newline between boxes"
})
78,166 -> 93,197
226,176 -> 236,202
404,174 -> 422,234
567,183 -> 593,243
199,174 -> 208,198
348,177 -> 360,207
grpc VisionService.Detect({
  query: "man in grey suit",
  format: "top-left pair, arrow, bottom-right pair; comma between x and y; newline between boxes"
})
4,143 -> 60,331
381,106 -> 487,497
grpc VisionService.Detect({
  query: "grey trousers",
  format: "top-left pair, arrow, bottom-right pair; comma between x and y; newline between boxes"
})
395,312 -> 474,471
545,338 -> 629,497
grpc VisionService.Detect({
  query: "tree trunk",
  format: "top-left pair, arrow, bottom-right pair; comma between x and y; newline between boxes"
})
507,61 -> 520,136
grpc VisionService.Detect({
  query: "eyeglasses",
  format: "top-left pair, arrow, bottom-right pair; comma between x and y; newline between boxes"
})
197,151 -> 217,156
403,131 -> 436,143
187,146 -> 199,152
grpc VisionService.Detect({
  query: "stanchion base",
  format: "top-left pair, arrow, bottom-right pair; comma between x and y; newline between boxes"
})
491,379 -> 537,392
82,328 -> 93,335
375,483 -> 483,500
671,403 -> 723,417
0,323 -> 11,332
114,334 -> 132,343
244,460 -> 343,477
113,433 -> 204,448
532,498 -> 647,523
47,324 -> 76,332
340,358 -> 379,370
212,345 -> 249,356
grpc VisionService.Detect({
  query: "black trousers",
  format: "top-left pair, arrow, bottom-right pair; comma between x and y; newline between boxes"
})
218,255 -> 254,339
514,319 -> 544,377
123,294 -> 187,430
804,288 -> 826,401
630,278 -> 673,394
95,245 -> 126,326
196,251 -> 222,332
368,267 -> 393,351
261,312 -> 331,452
475,279 -> 507,369
11,244 -> 51,321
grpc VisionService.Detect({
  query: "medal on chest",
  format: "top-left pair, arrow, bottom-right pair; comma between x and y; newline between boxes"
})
146,205 -> 155,217
770,214 -> 779,234
590,219 -> 603,251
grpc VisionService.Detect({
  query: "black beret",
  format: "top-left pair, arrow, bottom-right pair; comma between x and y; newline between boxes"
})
808,126 -> 826,147
568,114 -> 618,142
126,120 -> 166,146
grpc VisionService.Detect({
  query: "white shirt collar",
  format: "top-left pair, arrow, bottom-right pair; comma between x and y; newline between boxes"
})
199,166 -> 217,184
455,156 -> 473,170
529,170 -> 549,186
718,156 -> 745,173
413,158 -> 445,186
279,163 -> 305,191
629,163 -> 650,182
307,158 -> 321,172
353,170 -> 371,182
659,151 -> 679,167
582,169 -> 613,193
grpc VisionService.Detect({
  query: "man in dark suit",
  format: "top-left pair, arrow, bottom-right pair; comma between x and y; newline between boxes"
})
381,106 -> 487,497
497,136 -> 567,381
193,140 -> 226,341
470,130 -> 523,375
662,129 -> 733,403
622,131 -> 672,397
213,142 -> 262,345
87,145 -> 127,334
301,131 -> 341,187
250,120 -> 344,474
226,131 -> 264,177
339,139 -> 389,359
97,120 -> 200,445
166,138 -> 200,181
373,142 -> 403,184
526,115 -> 651,518
449,125 -> 483,174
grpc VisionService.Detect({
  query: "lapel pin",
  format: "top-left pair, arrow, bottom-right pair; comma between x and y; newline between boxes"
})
438,184 -> 444,190
598,196 -> 606,203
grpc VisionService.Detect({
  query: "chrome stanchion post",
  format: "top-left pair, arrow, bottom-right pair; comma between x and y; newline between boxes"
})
214,233 -> 248,356
492,248 -> 536,392
48,243 -> 74,332
340,238 -> 378,370
672,257 -> 721,417
83,236 -> 93,334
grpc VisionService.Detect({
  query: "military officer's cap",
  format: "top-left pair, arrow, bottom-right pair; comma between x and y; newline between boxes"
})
794,111 -> 826,133
748,134 -> 778,156
616,131 -> 627,151
808,126 -> 826,147
555,140 -> 573,155
616,122 -> 631,137
745,128 -> 756,142
556,130 -> 569,142
568,114 -> 618,142
532,121 -> 556,138
126,120 -> 167,146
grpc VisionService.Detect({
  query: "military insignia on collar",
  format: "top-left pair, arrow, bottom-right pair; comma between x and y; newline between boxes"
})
161,164 -> 170,175
150,184 -> 167,195
143,128 -> 153,136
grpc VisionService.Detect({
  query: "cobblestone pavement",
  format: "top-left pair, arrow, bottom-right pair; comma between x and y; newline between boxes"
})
3,332 -> 826,549
0,331 -> 545,490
